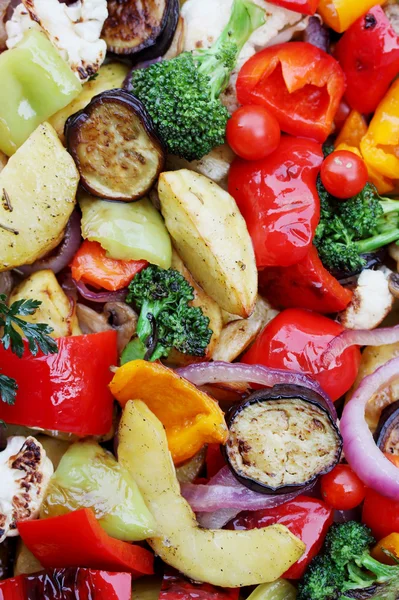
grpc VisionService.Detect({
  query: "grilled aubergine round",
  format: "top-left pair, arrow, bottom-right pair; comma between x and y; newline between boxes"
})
223,384 -> 342,495
375,400 -> 399,456
65,89 -> 165,202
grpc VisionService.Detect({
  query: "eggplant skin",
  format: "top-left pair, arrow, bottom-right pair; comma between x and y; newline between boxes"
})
223,385 -> 343,495
65,89 -> 165,202
102,0 -> 179,59
374,399 -> 399,456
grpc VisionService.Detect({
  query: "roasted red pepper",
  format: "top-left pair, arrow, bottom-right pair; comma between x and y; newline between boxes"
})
267,0 -> 319,15
228,136 -> 323,268
0,569 -> 131,600
230,496 -> 333,579
335,6 -> 399,115
259,245 -> 353,313
0,331 -> 117,436
236,42 -> 345,142
362,488 -> 399,541
242,308 -> 361,401
18,509 -> 154,578
159,569 -> 239,600
206,444 -> 226,479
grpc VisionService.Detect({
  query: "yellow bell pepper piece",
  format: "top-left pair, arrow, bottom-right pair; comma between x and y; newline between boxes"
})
318,0 -> 385,33
372,533 -> 399,565
336,111 -> 367,149
360,79 -> 399,181
109,359 -> 228,464
334,143 -> 394,195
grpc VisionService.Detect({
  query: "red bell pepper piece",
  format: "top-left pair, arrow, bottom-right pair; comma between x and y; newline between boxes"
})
230,496 -> 333,579
228,136 -> 323,268
267,0 -> 319,15
0,331 -> 117,436
0,569 -> 131,600
206,444 -> 226,479
259,245 -> 353,313
335,6 -> 399,115
236,42 -> 345,142
159,569 -> 239,600
18,509 -> 154,578
71,240 -> 148,292
362,488 -> 399,541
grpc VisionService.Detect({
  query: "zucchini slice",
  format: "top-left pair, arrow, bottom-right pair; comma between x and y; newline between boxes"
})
223,384 -> 342,494
65,90 -> 164,202
102,0 -> 179,58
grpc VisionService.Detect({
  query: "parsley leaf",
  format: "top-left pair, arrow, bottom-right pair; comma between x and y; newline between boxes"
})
0,373 -> 18,405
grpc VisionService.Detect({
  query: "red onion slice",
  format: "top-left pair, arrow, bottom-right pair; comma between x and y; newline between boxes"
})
14,211 -> 82,277
182,466 -> 315,529
177,361 -> 336,419
74,280 -> 128,304
340,356 -> 399,500
322,326 -> 399,368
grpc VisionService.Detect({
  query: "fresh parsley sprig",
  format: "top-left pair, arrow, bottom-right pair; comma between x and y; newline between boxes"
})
0,294 -> 58,405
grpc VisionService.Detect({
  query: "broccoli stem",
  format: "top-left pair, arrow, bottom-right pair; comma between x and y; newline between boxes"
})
357,553 -> 397,583
356,229 -> 399,254
196,0 -> 265,97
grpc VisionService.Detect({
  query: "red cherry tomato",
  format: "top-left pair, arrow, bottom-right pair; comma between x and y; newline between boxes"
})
226,105 -> 281,161
362,488 -> 399,540
321,464 -> 366,510
242,308 -> 361,401
320,150 -> 368,199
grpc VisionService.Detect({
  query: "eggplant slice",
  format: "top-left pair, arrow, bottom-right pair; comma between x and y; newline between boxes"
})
375,400 -> 399,455
65,90 -> 164,201
102,0 -> 179,59
223,385 -> 342,494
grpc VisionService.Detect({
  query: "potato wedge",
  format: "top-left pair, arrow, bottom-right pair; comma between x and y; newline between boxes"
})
118,400 -> 305,587
346,342 -> 399,433
9,270 -> 81,338
0,123 -> 79,272
158,170 -> 257,317
168,249 -> 223,363
212,296 -> 278,362
14,541 -> 42,577
165,144 -> 235,190
48,63 -> 129,144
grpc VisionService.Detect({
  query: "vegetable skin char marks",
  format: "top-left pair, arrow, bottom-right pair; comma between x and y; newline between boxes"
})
224,385 -> 342,493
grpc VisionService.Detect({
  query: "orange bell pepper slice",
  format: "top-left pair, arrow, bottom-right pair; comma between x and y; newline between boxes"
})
318,0 -> 385,33
372,532 -> 399,565
109,360 -> 228,464
71,240 -> 148,291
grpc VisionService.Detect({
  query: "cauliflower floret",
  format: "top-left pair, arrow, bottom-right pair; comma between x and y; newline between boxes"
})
339,269 -> 394,331
0,436 -> 53,543
6,0 -> 108,82
181,0 -> 305,112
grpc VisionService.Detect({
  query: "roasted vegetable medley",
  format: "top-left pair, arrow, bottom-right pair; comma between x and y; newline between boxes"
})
2,0 -> 399,599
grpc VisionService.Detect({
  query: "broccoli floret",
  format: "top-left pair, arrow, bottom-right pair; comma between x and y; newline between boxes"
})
298,521 -> 399,600
129,0 -> 265,161
122,265 -> 212,363
314,181 -> 399,274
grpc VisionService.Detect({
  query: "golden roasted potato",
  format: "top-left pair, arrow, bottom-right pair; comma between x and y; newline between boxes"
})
0,123 -> 79,272
168,249 -> 223,363
9,270 -> 81,338
346,342 -> 399,432
212,296 -> 278,362
49,63 -> 129,143
158,170 -> 257,318
165,144 -> 235,190
118,400 -> 305,587
14,541 -> 42,576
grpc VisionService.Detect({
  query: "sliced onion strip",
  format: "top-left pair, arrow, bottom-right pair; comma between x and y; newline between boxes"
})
322,326 -> 399,368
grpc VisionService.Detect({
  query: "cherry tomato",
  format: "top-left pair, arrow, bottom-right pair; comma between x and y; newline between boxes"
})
362,488 -> 399,540
320,150 -> 368,199
226,105 -> 281,161
242,308 -> 361,401
321,464 -> 366,510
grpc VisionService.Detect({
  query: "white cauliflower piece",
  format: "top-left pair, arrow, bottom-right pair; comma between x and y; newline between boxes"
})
6,0 -> 108,82
0,436 -> 53,543
339,269 -> 394,331
181,0 -> 304,112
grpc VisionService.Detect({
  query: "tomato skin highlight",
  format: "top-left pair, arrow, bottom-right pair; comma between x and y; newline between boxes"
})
226,105 -> 281,161
321,150 -> 368,199
229,496 -> 333,579
266,0 -> 320,15
321,464 -> 366,510
242,308 -> 361,401
236,42 -> 345,142
228,136 -> 323,268
362,488 -> 399,540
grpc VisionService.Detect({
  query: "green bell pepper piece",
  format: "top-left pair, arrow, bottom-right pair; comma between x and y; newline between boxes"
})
0,29 -> 81,156
41,440 -> 157,542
